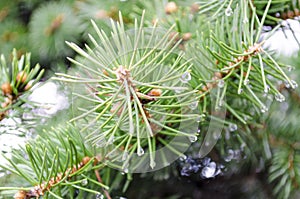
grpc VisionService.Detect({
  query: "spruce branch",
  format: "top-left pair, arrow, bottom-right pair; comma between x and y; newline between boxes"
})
0,1 -> 299,198
188,0 -> 296,125
54,12 -> 201,172
0,49 -> 44,126
0,124 -> 113,198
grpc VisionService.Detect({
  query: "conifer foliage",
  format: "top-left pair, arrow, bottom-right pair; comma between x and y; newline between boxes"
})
0,0 -> 300,199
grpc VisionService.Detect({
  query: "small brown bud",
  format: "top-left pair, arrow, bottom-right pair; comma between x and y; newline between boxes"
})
1,101 -> 9,108
190,3 -> 200,14
1,82 -> 12,95
82,156 -> 91,165
16,71 -> 27,83
206,82 -> 213,89
165,2 -> 178,14
182,32 -> 192,41
148,89 -> 162,96
169,31 -> 180,41
14,190 -> 27,199
212,76 -> 219,81
282,12 -> 287,19
287,10 -> 294,18
214,72 -> 222,79
95,9 -> 108,19
202,85 -> 208,92
103,69 -> 109,76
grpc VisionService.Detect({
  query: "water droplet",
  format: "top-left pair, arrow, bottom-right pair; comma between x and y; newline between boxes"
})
284,80 -> 290,88
179,154 -> 187,161
201,162 -> 216,178
192,164 -> 201,172
287,65 -> 293,71
275,93 -> 285,102
205,141 -> 210,146
243,79 -> 249,85
243,18 -> 248,24
218,100 -> 224,107
202,157 -> 211,166
213,132 -> 220,140
275,12 -> 280,17
260,105 -> 268,113
150,160 -> 156,168
240,143 -> 246,150
217,79 -> 225,88
262,93 -> 268,98
189,135 -> 198,142
228,123 -> 237,132
243,115 -> 249,121
137,147 -> 144,156
196,115 -> 204,123
95,193 -> 104,199
81,178 -> 88,186
180,71 -> 191,83
123,168 -> 129,173
181,168 -> 190,176
264,85 -> 270,93
122,151 -> 128,161
233,149 -> 242,160
237,88 -> 243,94
174,87 -> 184,93
224,149 -> 234,162
189,100 -> 198,110
290,80 -> 298,89
197,129 -> 201,133
225,7 -> 233,16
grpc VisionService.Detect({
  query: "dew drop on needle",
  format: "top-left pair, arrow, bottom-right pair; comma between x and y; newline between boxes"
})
180,71 -> 191,83
81,178 -> 88,186
275,93 -> 285,102
225,7 -> 233,16
201,162 -> 216,178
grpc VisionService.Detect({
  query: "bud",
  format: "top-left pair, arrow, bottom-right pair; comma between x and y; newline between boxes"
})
1,82 -> 12,95
14,190 -> 27,199
182,32 -> 192,41
16,71 -> 27,83
148,89 -> 162,96
190,3 -> 200,14
95,9 -> 108,19
102,69 -> 109,76
214,72 -> 223,79
82,156 -> 91,165
169,31 -> 180,42
165,2 -> 178,14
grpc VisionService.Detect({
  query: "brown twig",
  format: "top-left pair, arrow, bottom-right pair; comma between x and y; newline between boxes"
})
14,156 -> 95,199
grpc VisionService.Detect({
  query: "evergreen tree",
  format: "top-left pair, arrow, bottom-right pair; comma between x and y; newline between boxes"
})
0,0 -> 300,199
